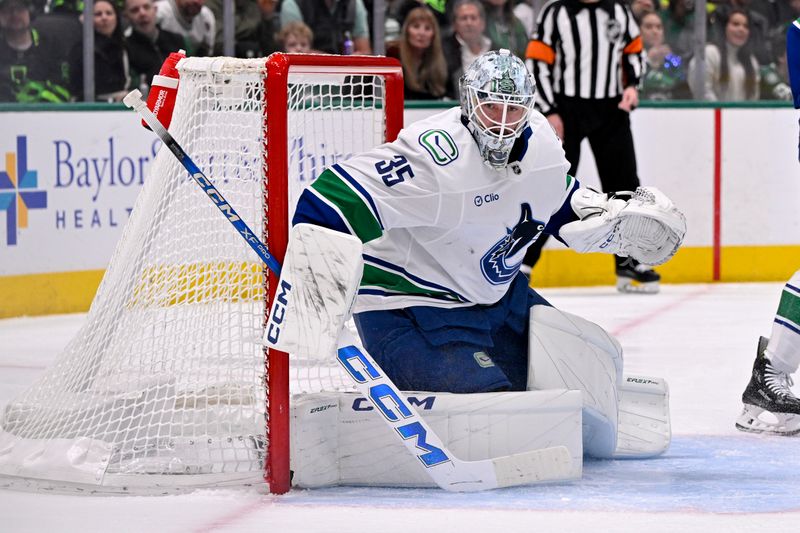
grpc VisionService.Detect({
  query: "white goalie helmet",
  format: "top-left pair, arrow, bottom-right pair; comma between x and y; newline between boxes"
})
460,49 -> 536,169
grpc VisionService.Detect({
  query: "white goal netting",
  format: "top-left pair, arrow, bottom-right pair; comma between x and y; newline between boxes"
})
0,56 -> 394,493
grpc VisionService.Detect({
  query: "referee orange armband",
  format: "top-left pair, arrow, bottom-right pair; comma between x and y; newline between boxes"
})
525,40 -> 555,64
623,36 -> 643,54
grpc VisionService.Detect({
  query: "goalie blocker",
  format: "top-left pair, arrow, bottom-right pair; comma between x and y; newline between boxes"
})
265,224 -> 363,359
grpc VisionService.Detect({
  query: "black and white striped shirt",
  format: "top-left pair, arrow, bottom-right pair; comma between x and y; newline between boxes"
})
525,0 -> 645,114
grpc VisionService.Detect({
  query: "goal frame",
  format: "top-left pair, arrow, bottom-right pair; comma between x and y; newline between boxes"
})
263,53 -> 404,494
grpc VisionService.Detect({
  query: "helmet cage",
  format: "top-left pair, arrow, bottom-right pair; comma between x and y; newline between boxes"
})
465,86 -> 535,142
464,85 -> 535,168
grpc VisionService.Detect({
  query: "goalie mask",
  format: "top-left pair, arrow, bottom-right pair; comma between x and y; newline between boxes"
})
460,49 -> 536,169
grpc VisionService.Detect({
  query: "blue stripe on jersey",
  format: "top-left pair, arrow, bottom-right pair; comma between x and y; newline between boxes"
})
787,283 -> 800,295
332,163 -> 384,229
363,254 -> 469,302
357,287 -> 468,303
788,19 -> 800,109
546,176 -> 581,244
517,126 -> 534,161
291,188 -> 353,234
775,318 -> 800,335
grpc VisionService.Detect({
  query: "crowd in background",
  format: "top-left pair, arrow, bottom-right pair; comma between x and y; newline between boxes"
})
0,0 -> 797,103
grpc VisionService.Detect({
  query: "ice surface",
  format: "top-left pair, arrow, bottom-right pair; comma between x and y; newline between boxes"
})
1,283 -> 798,532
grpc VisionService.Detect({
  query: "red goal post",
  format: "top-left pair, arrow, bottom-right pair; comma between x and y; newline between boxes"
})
263,53 -> 404,494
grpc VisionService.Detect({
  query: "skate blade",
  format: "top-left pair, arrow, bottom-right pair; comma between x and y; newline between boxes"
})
735,404 -> 800,436
616,278 -> 659,294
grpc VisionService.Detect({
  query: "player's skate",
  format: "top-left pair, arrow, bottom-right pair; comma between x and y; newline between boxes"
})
736,336 -> 800,436
615,257 -> 660,294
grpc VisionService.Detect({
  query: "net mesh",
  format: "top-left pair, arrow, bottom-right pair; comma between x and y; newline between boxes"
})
0,56 -> 389,492
285,73 -> 387,395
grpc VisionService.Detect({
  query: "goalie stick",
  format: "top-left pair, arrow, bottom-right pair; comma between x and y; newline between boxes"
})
123,89 -> 572,492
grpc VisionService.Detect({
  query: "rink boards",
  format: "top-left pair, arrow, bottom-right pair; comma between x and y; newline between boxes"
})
1,103 -> 799,317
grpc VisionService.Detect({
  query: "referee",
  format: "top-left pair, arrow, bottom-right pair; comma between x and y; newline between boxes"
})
523,0 -> 661,294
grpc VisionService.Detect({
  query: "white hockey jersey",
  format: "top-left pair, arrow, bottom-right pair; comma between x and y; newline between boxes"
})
293,106 -> 578,313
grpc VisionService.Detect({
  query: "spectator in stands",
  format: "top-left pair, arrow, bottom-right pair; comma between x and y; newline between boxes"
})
205,0 -> 279,57
155,0 -> 215,56
754,0 -> 800,39
279,20 -> 313,53
442,0 -> 493,99
689,8 -> 760,101
388,6 -> 447,99
760,30 -> 792,101
628,0 -> 655,22
31,0 -> 82,56
254,0 -> 280,56
710,0 -> 771,65
0,0 -> 70,102
124,0 -> 184,92
482,0 -> 527,59
281,0 -> 372,55
660,0 -> 695,59
68,0 -> 130,101
393,0 -> 449,32
639,9 -> 690,100
513,0 -> 545,37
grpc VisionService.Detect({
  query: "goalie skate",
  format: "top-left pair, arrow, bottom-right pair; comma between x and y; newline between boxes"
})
735,337 -> 800,436
615,258 -> 660,294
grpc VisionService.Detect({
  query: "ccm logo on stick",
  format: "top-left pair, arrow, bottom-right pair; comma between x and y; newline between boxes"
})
193,172 -> 241,222
266,280 -> 292,344
337,346 -> 449,467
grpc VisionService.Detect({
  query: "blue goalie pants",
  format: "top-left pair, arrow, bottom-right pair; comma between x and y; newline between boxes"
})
353,274 -> 551,393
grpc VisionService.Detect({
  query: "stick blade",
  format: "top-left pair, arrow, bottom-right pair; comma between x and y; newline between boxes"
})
435,445 -> 575,492
492,445 -> 574,488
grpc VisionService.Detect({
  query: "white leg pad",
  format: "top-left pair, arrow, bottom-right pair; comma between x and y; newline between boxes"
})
264,224 -> 363,359
615,375 -> 671,458
290,390 -> 583,488
528,305 -> 623,458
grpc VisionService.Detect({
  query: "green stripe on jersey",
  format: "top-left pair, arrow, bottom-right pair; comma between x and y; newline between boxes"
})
566,174 -> 573,189
311,169 -> 383,243
362,264 -> 463,302
777,287 -> 800,323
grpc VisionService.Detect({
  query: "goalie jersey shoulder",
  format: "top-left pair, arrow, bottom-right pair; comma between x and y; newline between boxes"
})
343,106 -> 483,192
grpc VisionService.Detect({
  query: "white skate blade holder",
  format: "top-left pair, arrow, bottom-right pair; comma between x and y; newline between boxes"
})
736,404 -> 800,436
616,276 -> 660,294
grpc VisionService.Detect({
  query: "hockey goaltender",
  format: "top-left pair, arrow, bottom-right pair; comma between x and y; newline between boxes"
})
266,50 -> 687,489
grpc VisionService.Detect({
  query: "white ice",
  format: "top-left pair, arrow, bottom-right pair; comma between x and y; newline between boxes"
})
1,282 -> 798,532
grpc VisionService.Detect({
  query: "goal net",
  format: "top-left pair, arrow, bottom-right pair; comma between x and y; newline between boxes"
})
0,54 -> 404,494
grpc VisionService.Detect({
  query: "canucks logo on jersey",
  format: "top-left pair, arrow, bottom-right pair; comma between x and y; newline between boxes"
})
481,203 -> 545,285
418,129 -> 459,166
